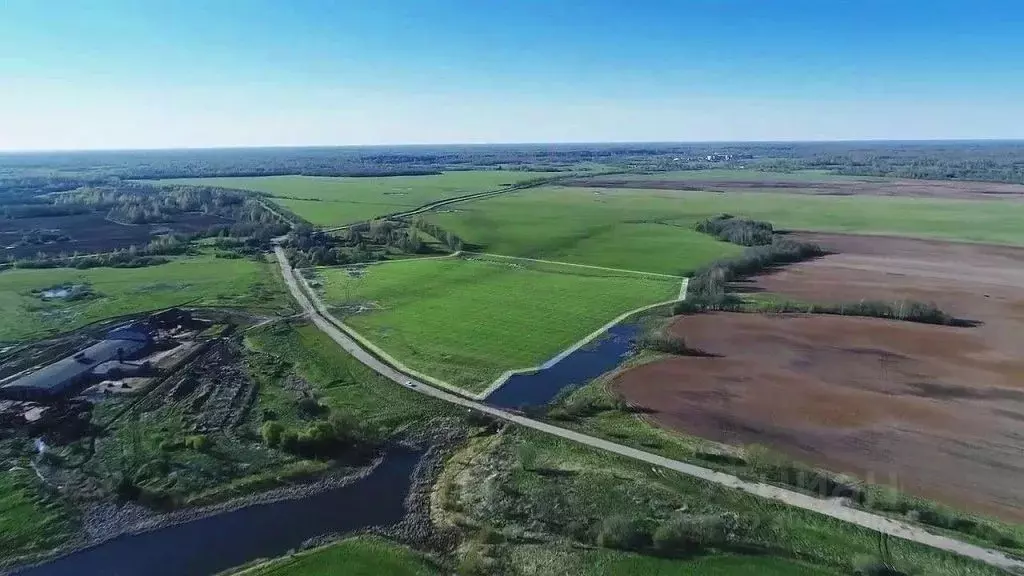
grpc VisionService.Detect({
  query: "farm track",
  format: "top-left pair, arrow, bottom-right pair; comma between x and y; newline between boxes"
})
316,171 -> 597,232
272,243 -> 1024,573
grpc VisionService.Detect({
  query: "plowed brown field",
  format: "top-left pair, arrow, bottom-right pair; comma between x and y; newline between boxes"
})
615,234 -> 1024,520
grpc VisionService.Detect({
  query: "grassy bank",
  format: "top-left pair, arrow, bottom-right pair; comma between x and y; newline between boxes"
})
244,320 -> 456,434
435,426 -> 1008,576
316,254 -> 680,392
0,253 -> 292,342
157,171 -> 552,226
0,469 -> 75,566
228,535 -> 441,575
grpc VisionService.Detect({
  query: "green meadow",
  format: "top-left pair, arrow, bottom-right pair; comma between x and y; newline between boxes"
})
426,185 -> 1024,267
317,255 -> 680,392
230,536 -> 440,576
0,469 -> 75,566
156,171 -> 552,226
0,254 -> 291,343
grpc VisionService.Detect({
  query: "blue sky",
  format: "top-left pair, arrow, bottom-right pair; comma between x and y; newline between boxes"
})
1,0 -> 1022,150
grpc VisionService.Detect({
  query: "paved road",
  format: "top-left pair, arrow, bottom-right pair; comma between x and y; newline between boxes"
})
272,248 -> 1024,573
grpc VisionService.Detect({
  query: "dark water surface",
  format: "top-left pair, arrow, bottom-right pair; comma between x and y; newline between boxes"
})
13,449 -> 421,576
486,323 -> 640,409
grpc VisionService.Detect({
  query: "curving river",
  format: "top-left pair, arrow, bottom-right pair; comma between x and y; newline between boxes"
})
12,449 -> 422,576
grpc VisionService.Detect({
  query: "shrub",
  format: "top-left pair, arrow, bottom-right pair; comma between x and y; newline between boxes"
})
184,435 -> 210,452
596,515 -> 651,551
652,514 -> 731,553
853,557 -> 907,576
297,395 -> 328,418
261,421 -> 285,447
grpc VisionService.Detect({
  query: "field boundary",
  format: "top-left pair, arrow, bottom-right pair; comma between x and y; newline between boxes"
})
305,253 -> 688,399
465,251 -> 686,279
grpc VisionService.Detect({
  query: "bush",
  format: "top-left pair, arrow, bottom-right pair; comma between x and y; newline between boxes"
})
184,435 -> 210,452
261,421 -> 285,447
297,395 -> 328,418
595,515 -> 651,551
635,334 -> 712,356
853,558 -> 907,576
652,514 -> 731,554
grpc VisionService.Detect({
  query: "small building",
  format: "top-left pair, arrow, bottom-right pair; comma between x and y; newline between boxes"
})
0,330 -> 153,401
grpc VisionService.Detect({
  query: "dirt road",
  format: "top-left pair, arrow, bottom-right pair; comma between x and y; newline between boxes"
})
272,244 -> 1024,573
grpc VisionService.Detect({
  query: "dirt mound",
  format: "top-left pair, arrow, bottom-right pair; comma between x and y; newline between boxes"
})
616,235 -> 1024,521
564,177 -> 1024,200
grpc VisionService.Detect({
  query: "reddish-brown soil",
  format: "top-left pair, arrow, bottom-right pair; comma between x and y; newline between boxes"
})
615,234 -> 1024,521
564,177 -> 1024,200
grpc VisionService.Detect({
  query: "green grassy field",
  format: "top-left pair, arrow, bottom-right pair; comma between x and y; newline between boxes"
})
0,469 -> 74,566
244,321 -> 455,434
425,186 -> 1024,268
156,171 -> 552,226
317,255 -> 681,392
0,254 -> 292,343
230,535 -> 440,576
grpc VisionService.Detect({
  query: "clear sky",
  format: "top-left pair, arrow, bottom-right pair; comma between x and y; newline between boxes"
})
1,0 -> 1022,150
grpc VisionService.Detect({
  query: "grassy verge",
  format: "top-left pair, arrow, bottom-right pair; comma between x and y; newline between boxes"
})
0,253 -> 293,343
244,320 -> 456,434
0,468 -> 75,566
228,535 -> 441,575
316,254 -> 680,392
504,544 -> 842,575
435,426 -> 1008,576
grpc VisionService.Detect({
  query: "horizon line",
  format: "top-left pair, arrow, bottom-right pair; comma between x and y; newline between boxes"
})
2,137 -> 1024,155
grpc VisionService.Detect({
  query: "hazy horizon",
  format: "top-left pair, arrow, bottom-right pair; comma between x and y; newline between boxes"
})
3,0 -> 1023,151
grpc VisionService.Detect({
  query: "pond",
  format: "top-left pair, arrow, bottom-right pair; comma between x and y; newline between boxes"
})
485,322 -> 640,409
13,448 -> 422,576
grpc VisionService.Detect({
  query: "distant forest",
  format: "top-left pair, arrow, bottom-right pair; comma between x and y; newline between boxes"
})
2,141 -> 1023,183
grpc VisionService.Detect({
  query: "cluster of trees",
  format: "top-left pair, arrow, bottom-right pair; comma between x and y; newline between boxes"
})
59,183 -> 267,225
284,218 -> 461,267
260,412 -> 376,460
12,229 -> 71,247
11,236 -> 190,269
284,226 -> 383,267
635,333 -> 711,356
410,217 -> 464,251
695,214 -> 774,246
347,220 -> 433,254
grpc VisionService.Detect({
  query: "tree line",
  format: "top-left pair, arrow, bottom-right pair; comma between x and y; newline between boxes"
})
284,218 -> 466,268
695,214 -> 774,246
